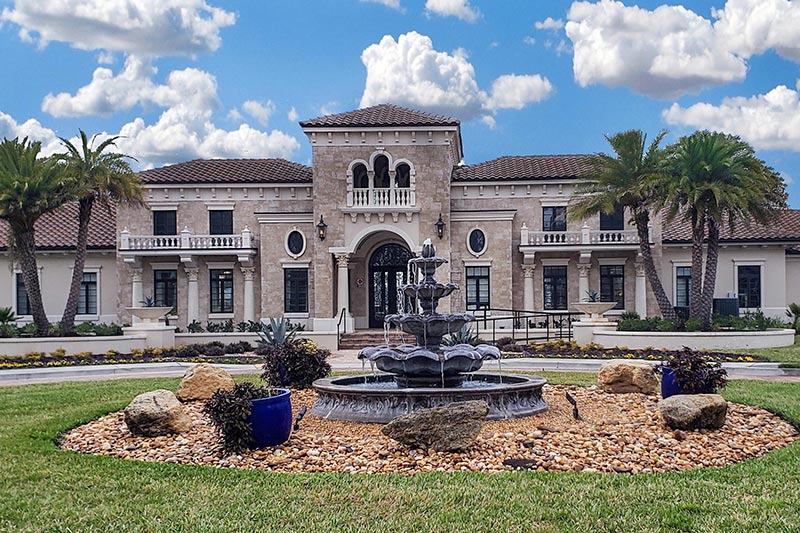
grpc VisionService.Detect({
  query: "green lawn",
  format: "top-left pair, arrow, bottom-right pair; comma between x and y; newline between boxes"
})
0,373 -> 798,532
734,335 -> 800,365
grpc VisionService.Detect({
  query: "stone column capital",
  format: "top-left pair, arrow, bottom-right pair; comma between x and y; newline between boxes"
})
577,263 -> 592,277
335,253 -> 351,268
522,265 -> 536,278
240,266 -> 256,281
130,268 -> 143,282
634,262 -> 646,277
184,266 -> 199,282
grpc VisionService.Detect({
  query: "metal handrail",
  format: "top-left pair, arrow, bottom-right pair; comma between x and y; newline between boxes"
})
335,307 -> 347,350
472,306 -> 579,344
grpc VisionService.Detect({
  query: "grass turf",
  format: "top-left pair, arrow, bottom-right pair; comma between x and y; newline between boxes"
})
734,336 -> 800,365
0,372 -> 798,532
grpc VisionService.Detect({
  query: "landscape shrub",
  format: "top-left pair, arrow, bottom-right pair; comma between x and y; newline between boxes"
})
260,340 -> 331,389
204,382 -> 277,454
663,348 -> 727,394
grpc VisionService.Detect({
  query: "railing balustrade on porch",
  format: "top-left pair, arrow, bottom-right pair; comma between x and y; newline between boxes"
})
350,187 -> 413,208
474,307 -> 579,344
120,227 -> 254,251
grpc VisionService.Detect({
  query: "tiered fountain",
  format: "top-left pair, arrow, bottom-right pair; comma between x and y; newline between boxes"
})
311,239 -> 548,423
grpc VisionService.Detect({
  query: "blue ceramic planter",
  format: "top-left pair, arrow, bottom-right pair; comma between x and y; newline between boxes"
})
249,389 -> 292,448
660,367 -> 682,398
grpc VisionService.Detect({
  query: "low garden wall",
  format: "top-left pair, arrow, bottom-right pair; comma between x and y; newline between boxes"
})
591,328 -> 796,351
0,335 -> 147,357
175,332 -> 338,351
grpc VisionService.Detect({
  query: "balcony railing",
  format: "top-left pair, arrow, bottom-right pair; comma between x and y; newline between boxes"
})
350,186 -> 414,208
120,227 -> 255,251
521,223 -> 647,247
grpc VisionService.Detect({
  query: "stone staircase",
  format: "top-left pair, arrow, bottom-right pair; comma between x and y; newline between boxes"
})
338,329 -> 415,350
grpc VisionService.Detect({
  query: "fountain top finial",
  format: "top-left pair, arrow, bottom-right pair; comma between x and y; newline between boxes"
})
421,238 -> 435,258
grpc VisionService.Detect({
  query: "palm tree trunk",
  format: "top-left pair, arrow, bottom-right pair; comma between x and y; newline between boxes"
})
699,218 -> 720,327
689,212 -> 705,321
634,210 -> 676,319
13,227 -> 49,336
60,196 -> 93,335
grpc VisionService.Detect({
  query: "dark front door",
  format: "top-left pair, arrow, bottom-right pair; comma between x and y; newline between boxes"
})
369,243 -> 412,328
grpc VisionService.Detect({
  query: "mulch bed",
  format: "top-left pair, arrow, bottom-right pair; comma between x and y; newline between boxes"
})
59,385 -> 797,475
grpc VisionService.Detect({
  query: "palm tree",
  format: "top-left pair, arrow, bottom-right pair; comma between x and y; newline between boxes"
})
56,131 -> 143,335
0,137 -> 73,335
661,131 -> 787,326
571,129 -> 676,319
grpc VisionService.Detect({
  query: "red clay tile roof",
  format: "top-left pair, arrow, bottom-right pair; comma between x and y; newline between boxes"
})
662,209 -> 800,243
138,159 -> 312,185
0,202 -> 117,251
452,155 -> 593,182
788,246 -> 800,254
300,104 -> 460,128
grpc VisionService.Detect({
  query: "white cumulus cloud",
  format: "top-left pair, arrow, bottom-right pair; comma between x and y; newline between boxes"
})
535,17 -> 564,31
242,99 -> 275,127
360,0 -> 402,10
424,0 -> 479,23
713,0 -> 800,62
663,81 -> 800,152
360,32 -> 552,124
0,111 -> 62,155
565,0 -> 747,99
0,0 -> 236,57
287,107 -> 299,122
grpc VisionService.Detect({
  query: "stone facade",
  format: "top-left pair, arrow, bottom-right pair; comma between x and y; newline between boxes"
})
112,105 -> 800,332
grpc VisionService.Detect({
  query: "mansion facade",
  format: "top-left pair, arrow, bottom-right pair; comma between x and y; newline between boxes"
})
3,104 -> 800,331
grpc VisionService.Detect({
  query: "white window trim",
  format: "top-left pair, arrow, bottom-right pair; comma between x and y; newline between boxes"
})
540,258 -> 570,267
284,312 -> 310,319
671,261 -> 691,305
733,259 -> 766,310
208,313 -> 235,320
11,267 -> 42,318
207,262 -> 235,270
280,260 -> 311,268
283,266 -> 310,315
466,227 -> 488,258
285,227 -> 307,259
540,199 -> 569,207
463,259 -> 492,267
205,202 -> 236,210
75,267 -> 101,320
597,258 -> 627,266
149,203 -> 178,211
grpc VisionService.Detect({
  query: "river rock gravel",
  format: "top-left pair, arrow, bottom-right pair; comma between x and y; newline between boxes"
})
60,385 -> 797,475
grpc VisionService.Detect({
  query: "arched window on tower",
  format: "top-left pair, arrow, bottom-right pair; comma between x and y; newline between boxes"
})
374,155 -> 390,188
353,163 -> 368,189
396,163 -> 411,188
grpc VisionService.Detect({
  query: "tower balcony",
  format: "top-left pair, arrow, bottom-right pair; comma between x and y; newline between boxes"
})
119,226 -> 257,265
349,186 -> 414,209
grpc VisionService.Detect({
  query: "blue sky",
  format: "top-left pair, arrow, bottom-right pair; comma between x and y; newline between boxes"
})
1,0 -> 799,206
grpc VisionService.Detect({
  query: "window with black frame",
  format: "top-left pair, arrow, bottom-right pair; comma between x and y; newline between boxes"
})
77,272 -> 97,315
543,206 -> 567,231
209,210 -> 233,235
210,269 -> 233,313
154,270 -> 178,308
284,268 -> 308,313
675,266 -> 691,308
152,210 -> 177,236
600,265 -> 625,309
738,265 -> 761,308
599,206 -> 625,230
465,266 -> 490,310
15,273 -> 30,315
543,266 -> 568,310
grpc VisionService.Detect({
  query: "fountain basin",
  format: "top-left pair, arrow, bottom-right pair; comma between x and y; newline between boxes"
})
384,312 -> 474,347
310,373 -> 548,423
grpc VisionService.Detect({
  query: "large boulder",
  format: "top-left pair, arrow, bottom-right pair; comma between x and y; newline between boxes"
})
598,359 -> 658,394
381,401 -> 488,451
659,394 -> 728,430
124,390 -> 193,437
177,363 -> 235,401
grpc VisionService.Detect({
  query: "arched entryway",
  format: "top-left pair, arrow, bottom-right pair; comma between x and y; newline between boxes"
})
368,243 -> 412,328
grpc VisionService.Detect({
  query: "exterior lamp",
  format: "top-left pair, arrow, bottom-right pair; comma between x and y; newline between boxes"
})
435,213 -> 446,239
317,215 -> 328,241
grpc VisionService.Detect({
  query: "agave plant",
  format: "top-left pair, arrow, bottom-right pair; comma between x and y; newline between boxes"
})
583,290 -> 601,302
786,303 -> 800,333
442,324 -> 480,346
256,317 -> 300,348
0,307 -> 18,325
139,296 -> 157,307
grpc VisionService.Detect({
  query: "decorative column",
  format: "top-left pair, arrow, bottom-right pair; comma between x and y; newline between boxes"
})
635,262 -> 647,317
130,268 -> 143,324
241,266 -> 256,322
577,263 -> 591,300
185,266 -> 199,323
522,265 -> 536,311
335,253 -> 351,315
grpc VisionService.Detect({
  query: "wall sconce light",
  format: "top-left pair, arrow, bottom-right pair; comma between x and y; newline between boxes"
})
317,215 -> 328,241
435,213 -> 445,239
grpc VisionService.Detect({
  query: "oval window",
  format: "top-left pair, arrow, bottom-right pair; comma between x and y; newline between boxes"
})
287,230 -> 305,256
468,229 -> 486,255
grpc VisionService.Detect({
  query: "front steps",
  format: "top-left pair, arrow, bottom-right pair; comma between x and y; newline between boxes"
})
338,329 -> 415,350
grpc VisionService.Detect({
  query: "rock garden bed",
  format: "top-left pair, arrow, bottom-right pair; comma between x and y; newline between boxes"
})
59,385 -> 797,475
